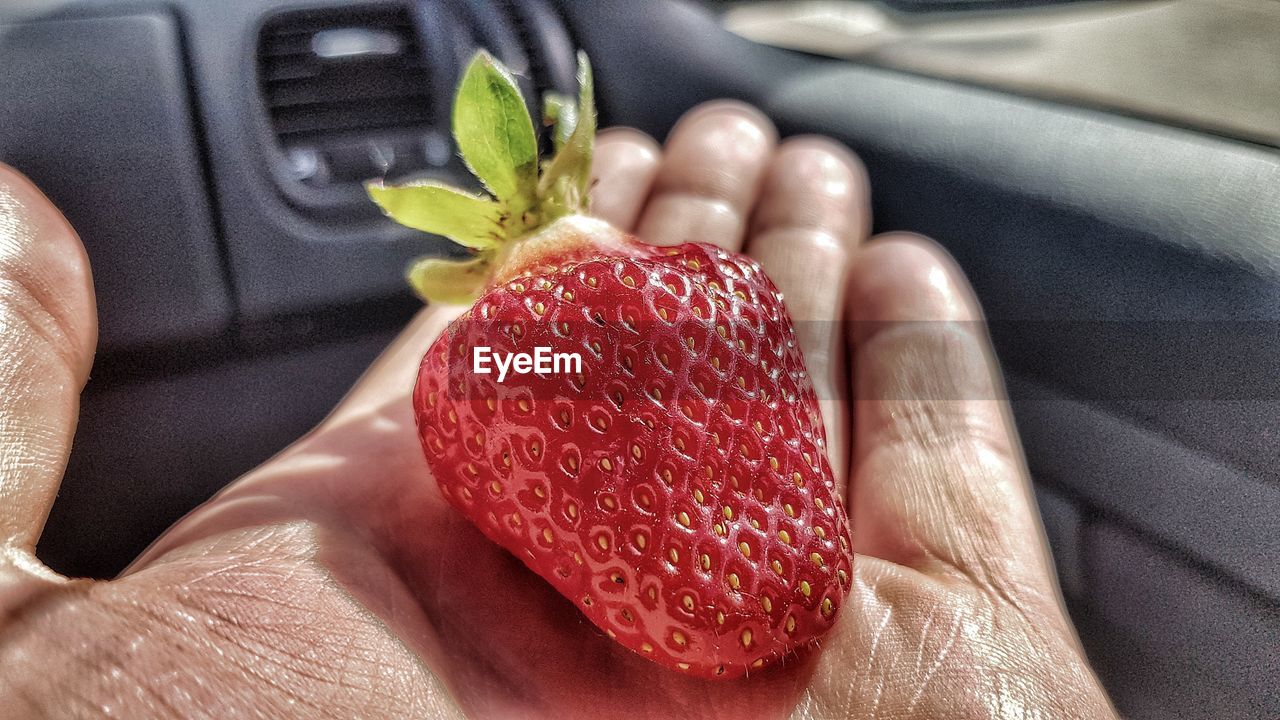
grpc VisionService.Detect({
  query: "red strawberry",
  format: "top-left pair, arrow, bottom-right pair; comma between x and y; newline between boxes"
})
369,51 -> 852,679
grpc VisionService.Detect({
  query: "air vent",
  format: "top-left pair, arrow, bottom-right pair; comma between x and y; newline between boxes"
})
256,1 -> 577,214
258,5 -> 445,190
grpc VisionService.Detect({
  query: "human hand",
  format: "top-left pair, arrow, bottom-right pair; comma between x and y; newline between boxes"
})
0,102 -> 1116,718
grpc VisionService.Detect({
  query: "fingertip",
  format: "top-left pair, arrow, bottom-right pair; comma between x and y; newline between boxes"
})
848,234 -> 995,410
779,134 -> 865,169
596,127 -> 662,156
636,100 -> 778,250
769,135 -> 869,199
848,233 -> 981,344
655,100 -> 777,203
591,128 -> 662,231
750,135 -> 870,246
670,99 -> 779,146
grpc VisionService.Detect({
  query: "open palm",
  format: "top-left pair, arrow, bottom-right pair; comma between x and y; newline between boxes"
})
0,103 -> 1114,719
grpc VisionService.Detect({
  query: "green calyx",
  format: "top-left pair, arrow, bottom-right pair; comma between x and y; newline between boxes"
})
366,50 -> 596,304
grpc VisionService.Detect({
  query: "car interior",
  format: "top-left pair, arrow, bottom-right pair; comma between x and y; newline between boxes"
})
0,0 -> 1275,717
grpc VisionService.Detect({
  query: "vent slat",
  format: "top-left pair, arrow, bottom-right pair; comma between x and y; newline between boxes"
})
262,57 -> 427,85
259,6 -> 433,146
267,73 -> 432,109
272,99 -> 433,139
262,13 -> 412,37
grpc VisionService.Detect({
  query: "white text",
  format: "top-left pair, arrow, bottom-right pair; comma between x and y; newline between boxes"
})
472,346 -> 582,383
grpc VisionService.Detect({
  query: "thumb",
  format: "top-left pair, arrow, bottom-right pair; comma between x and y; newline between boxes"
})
0,163 -> 97,558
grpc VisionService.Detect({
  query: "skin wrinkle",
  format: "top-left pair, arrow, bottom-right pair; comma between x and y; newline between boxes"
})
104,629 -> 188,720
174,531 -> 409,683
852,314 -> 1063,607
905,603 -> 962,713
641,193 -> 745,246
46,599 -> 178,718
0,172 -> 94,558
860,597 -> 894,717
138,466 -> 481,712
0,521 -> 457,720
124,568 -> 351,716
0,277 -> 76,378
0,182 -> 86,376
0,672 -> 48,719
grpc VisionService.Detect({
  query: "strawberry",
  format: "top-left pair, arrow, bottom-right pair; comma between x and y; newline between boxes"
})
369,51 -> 852,679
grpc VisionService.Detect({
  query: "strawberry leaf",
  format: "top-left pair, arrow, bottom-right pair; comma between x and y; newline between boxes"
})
366,180 -> 505,250
373,50 -> 600,305
538,52 -> 595,219
406,255 -> 492,305
453,50 -> 538,216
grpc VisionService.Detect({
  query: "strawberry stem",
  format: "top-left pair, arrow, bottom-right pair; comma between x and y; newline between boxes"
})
367,50 -> 596,305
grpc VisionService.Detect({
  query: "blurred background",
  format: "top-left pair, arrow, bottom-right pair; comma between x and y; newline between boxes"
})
722,0 -> 1280,146
0,0 -> 1276,718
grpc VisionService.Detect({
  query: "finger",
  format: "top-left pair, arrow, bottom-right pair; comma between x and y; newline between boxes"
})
847,235 -> 1057,597
589,128 -> 661,232
0,164 -> 97,552
745,137 -> 870,483
636,101 -> 777,251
